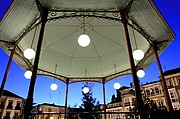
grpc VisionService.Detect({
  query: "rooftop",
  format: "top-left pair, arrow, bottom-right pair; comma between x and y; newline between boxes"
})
163,67 -> 180,76
2,89 -> 24,99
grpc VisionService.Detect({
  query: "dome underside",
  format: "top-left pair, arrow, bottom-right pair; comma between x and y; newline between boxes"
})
0,0 -> 175,83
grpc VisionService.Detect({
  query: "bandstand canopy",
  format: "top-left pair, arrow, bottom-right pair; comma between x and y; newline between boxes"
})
0,0 -> 175,83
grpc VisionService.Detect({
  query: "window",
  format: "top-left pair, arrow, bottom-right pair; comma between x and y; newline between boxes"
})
177,77 -> 180,85
155,87 -> 159,95
151,88 -> 155,96
158,100 -> 164,108
5,111 -> 11,118
7,100 -> 13,109
170,92 -> 174,98
169,91 -> 178,103
15,102 -> 21,110
13,112 -> 19,119
169,79 -> 173,87
0,101 -> 5,108
146,89 -> 150,96
48,108 -> 51,112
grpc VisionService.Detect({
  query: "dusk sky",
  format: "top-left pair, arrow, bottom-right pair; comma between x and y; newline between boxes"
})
0,0 -> 180,107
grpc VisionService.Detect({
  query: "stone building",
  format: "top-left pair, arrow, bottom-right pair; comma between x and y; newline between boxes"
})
0,90 -> 25,119
102,68 -> 180,119
32,103 -> 66,119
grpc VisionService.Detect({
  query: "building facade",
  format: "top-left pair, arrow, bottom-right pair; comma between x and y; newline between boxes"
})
102,68 -> 180,119
0,90 -> 25,119
32,103 -> 66,119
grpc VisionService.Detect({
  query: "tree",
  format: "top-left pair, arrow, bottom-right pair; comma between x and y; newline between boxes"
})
79,83 -> 101,119
128,95 -> 170,119
67,104 -> 80,119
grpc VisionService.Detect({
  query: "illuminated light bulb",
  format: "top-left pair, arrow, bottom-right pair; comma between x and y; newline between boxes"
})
24,48 -> 36,59
24,70 -> 32,79
50,83 -> 58,91
78,34 -> 90,47
114,82 -> 121,90
82,87 -> 89,94
137,69 -> 145,78
133,49 -> 144,60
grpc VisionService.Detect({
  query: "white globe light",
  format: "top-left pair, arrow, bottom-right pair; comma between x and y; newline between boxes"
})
24,48 -> 36,59
50,83 -> 58,91
114,82 -> 121,90
137,69 -> 145,78
133,49 -> 144,60
82,87 -> 89,94
24,70 -> 32,79
78,34 -> 90,47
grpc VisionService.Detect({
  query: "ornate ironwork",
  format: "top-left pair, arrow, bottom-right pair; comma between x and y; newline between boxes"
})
47,11 -> 122,22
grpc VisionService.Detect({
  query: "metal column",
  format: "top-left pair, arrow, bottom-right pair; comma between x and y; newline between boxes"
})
121,12 -> 144,117
64,79 -> 69,119
102,78 -> 106,119
24,10 -> 48,118
153,43 -> 174,119
0,45 -> 16,98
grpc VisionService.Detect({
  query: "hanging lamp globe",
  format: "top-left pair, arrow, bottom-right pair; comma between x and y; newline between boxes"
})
24,48 -> 36,59
24,70 -> 32,79
78,34 -> 90,47
137,69 -> 145,78
133,49 -> 144,60
82,86 -> 89,94
114,82 -> 121,90
50,83 -> 58,91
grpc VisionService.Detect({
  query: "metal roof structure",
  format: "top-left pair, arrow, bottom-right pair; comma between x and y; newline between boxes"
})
0,0 -> 175,84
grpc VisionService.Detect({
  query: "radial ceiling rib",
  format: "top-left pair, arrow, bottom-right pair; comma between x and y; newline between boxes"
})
91,36 -> 104,76
69,44 -> 78,76
41,29 -> 79,59
92,30 -> 127,53
0,0 -> 175,83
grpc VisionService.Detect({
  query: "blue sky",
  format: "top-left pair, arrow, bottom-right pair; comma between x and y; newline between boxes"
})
0,0 -> 180,107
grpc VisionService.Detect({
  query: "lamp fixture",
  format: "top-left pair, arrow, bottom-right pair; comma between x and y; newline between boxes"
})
24,70 -> 32,79
50,83 -> 58,91
50,65 -> 58,91
114,82 -> 121,90
132,27 -> 144,60
23,26 -> 37,59
113,64 -> 120,90
82,86 -> 89,94
24,48 -> 36,60
133,49 -> 144,60
137,69 -> 145,78
78,17 -> 90,47
78,34 -> 90,47
82,70 -> 89,94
